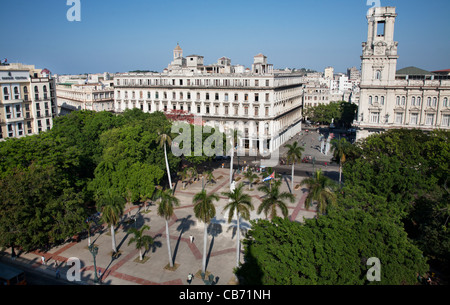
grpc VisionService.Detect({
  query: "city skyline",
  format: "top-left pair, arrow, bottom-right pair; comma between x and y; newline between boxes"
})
1,0 -> 449,75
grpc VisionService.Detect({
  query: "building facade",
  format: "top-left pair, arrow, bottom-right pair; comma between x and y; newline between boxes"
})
56,82 -> 115,115
114,45 -> 304,153
356,6 -> 450,140
0,63 -> 57,141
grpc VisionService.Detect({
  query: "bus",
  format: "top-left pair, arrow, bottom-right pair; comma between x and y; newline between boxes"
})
0,262 -> 27,285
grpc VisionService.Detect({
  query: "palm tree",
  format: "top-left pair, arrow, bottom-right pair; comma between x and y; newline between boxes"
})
284,141 -> 305,192
221,183 -> 254,274
193,189 -> 219,274
178,167 -> 191,190
157,127 -> 173,190
243,169 -> 258,190
204,170 -> 216,187
300,169 -> 337,215
257,179 -> 295,219
96,191 -> 126,253
330,137 -> 351,185
127,225 -> 154,261
227,129 -> 240,186
155,188 -> 180,268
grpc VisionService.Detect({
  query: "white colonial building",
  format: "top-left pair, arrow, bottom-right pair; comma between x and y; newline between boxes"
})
114,45 -> 304,153
0,63 -> 57,140
356,6 -> 450,140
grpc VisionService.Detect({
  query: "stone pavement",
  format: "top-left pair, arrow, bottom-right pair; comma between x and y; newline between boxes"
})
0,167 -> 318,286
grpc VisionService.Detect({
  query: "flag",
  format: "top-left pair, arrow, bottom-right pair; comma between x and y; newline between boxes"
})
263,172 -> 275,182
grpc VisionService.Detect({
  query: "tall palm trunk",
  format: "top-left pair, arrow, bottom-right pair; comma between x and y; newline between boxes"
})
139,248 -> 143,261
339,163 -> 342,185
229,138 -> 234,186
236,212 -> 241,269
291,163 -> 295,192
111,224 -> 117,253
164,142 -> 173,190
202,223 -> 208,273
165,220 -> 173,267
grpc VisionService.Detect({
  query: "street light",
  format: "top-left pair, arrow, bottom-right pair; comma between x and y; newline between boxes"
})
88,244 -> 99,283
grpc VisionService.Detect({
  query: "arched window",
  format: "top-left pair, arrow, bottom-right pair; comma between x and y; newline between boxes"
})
417,97 -> 421,106
3,87 -> 9,95
23,86 -> 28,93
375,70 -> 381,80
401,96 -> 406,106
396,96 -> 400,105
14,87 -> 19,94
375,96 -> 379,104
444,98 -> 448,107
34,86 -> 39,93
43,85 -> 47,92
369,96 -> 373,105
427,97 -> 432,106
433,97 -> 437,107
412,97 -> 416,106
381,96 -> 385,105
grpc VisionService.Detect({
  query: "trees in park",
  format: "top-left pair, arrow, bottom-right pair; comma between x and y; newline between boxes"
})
157,126 -> 174,190
257,179 -> 295,219
243,169 -> 258,190
236,211 -> 428,285
128,225 -> 154,261
221,183 -> 254,273
304,101 -> 357,127
193,190 -> 219,274
155,189 -> 180,268
284,141 -> 304,192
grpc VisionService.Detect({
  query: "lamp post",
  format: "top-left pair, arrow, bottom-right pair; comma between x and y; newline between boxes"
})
88,244 -> 99,283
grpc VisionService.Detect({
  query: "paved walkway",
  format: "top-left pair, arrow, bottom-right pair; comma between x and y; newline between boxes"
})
0,167 -> 317,286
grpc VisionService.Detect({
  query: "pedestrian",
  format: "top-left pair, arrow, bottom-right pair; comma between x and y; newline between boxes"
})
189,235 -> 194,243
187,273 -> 193,285
98,269 -> 102,280
41,256 -> 46,265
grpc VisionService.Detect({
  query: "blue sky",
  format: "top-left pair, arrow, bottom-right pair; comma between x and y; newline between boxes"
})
1,0 -> 449,75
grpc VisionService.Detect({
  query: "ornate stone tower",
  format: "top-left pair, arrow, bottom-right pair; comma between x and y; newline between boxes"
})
361,6 -> 398,86
173,43 -> 183,60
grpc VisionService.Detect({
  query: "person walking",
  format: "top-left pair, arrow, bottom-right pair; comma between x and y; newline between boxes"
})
41,256 -> 46,265
189,235 -> 194,243
187,273 -> 193,285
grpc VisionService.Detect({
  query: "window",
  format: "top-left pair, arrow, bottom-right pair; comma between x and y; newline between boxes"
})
381,96 -> 385,105
224,93 -> 229,102
396,96 -> 400,106
433,97 -> 437,107
255,80 -> 259,87
206,106 -> 210,114
443,98 -> 448,107
5,106 -> 11,119
266,80 -> 270,87
426,114 -> 434,126
245,94 -> 248,101
265,107 -> 269,116
370,112 -> 380,124
427,97 -> 432,107
369,96 -> 373,105
417,97 -> 421,106
377,21 -> 385,36
375,70 -> 381,80
410,113 -> 418,125
234,94 -> 238,101
206,93 -> 210,100
402,97 -> 406,106
412,97 -> 416,106
244,106 -> 248,115
225,106 -> 229,115
255,94 -> 259,102
254,107 -> 259,116
23,86 -> 28,93
442,115 -> 450,127
395,112 -> 403,124
215,93 -> 219,101
197,105 -> 201,113
266,93 -> 270,102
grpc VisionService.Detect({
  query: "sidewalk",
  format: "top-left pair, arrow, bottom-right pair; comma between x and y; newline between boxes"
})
0,167 -> 317,286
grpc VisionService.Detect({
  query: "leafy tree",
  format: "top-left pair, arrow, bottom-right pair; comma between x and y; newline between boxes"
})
193,190 -> 219,273
221,183 -> 254,273
300,170 -> 337,215
284,141 -> 304,192
128,225 -> 154,261
257,179 -> 295,219
155,189 -> 180,268
0,163 -> 88,252
236,210 -> 428,285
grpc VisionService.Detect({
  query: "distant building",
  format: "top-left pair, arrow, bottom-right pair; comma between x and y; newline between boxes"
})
114,44 -> 304,153
347,67 -> 361,80
0,63 -> 57,140
356,7 -> 450,140
324,67 -> 334,79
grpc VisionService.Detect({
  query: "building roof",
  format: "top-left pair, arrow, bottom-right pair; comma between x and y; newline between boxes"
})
431,69 -> 450,73
174,44 -> 182,51
396,66 -> 431,76
254,53 -> 266,58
